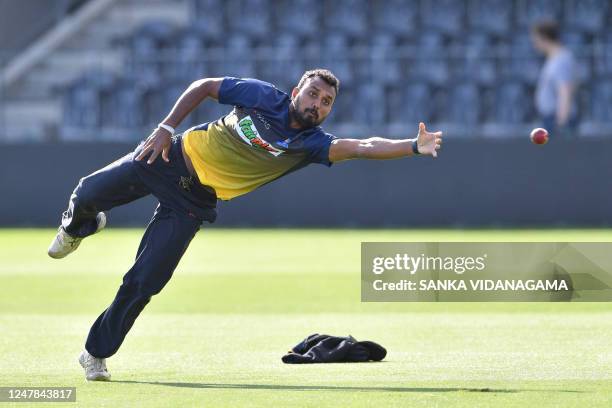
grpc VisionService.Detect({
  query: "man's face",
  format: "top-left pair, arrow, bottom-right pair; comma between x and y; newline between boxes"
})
290,76 -> 336,128
531,32 -> 548,54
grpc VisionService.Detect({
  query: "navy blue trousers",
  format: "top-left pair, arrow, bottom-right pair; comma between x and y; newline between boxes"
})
60,135 -> 217,358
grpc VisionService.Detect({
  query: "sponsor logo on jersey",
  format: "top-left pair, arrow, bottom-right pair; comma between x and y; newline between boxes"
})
236,116 -> 284,156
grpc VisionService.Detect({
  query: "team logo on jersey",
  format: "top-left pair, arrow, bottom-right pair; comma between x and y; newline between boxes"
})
236,116 -> 284,156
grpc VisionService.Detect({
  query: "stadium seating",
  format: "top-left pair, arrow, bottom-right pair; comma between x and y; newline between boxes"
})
325,0 -> 369,39
371,0 -> 418,37
515,0 -> 562,29
420,0 -> 464,35
591,80 -> 612,123
595,31 -> 612,77
191,0 -> 224,40
564,0 -> 607,34
447,83 -> 481,125
275,0 -> 321,39
226,0 -> 271,41
494,82 -> 532,124
467,0 -> 512,36
50,0 -> 612,140
396,83 -> 435,125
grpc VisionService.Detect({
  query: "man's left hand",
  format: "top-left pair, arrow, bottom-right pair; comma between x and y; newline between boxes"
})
416,122 -> 443,158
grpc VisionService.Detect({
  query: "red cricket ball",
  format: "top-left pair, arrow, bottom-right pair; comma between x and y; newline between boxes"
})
530,128 -> 549,145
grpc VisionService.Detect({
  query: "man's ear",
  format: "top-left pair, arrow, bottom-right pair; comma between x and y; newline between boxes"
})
291,87 -> 299,99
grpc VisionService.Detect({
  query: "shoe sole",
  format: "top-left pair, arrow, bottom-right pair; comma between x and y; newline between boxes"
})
47,241 -> 81,259
86,373 -> 111,382
47,239 -> 81,259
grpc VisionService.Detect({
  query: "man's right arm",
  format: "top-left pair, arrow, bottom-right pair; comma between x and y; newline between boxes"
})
556,82 -> 574,128
554,54 -> 576,129
135,78 -> 224,164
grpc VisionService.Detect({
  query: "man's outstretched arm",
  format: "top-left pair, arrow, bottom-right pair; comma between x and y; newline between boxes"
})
328,122 -> 443,163
136,78 -> 224,164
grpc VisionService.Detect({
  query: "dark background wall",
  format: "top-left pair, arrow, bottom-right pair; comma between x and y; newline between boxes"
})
1,139 -> 610,228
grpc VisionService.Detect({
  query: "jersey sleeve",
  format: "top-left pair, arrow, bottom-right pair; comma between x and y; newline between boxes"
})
307,131 -> 338,167
218,77 -> 288,111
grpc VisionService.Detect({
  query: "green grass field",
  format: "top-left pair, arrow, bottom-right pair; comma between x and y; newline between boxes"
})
1,228 -> 611,407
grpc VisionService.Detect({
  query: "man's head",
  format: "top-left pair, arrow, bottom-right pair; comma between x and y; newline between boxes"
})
289,69 -> 339,128
531,20 -> 561,54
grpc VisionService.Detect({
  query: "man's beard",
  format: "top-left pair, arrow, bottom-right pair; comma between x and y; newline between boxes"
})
290,100 -> 321,128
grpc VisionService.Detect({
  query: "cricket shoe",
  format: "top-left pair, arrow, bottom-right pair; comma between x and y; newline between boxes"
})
47,212 -> 106,259
78,350 -> 111,382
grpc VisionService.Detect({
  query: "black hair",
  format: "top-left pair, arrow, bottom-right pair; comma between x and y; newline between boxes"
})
297,69 -> 340,95
532,20 -> 560,42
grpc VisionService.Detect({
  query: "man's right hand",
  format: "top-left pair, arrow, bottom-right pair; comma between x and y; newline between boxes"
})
135,127 -> 172,164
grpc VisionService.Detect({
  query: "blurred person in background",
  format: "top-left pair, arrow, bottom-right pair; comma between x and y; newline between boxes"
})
531,20 -> 578,139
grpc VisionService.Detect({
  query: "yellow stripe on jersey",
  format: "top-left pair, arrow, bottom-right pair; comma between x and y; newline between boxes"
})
183,119 -> 307,201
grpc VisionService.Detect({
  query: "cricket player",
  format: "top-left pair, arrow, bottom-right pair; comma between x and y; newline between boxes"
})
47,69 -> 443,381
